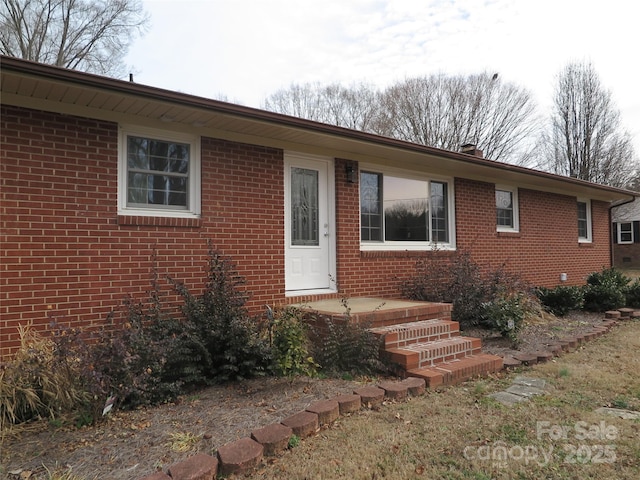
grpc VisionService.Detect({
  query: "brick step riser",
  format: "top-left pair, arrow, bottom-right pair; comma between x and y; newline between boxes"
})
372,321 -> 461,348
398,347 -> 483,370
417,345 -> 483,369
368,311 -> 453,329
386,332 -> 457,349
387,338 -> 482,370
408,355 -> 504,387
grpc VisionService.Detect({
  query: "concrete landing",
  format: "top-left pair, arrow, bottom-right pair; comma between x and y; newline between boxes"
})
291,297 -> 432,314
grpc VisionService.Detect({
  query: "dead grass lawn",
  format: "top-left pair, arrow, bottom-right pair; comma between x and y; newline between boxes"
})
247,321 -> 640,480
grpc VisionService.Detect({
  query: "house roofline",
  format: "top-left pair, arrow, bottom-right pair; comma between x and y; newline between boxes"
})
1,55 -> 636,201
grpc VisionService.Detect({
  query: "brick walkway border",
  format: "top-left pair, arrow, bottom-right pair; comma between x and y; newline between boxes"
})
140,316 -> 623,480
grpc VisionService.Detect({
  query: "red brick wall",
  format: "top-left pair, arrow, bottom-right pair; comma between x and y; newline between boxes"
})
613,244 -> 640,268
0,106 -> 613,358
1,105 -> 284,358
328,168 -> 611,302
454,178 -> 611,286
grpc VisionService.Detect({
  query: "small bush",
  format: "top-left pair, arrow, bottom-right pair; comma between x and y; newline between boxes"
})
583,267 -> 630,312
626,279 -> 640,308
536,285 -> 584,316
269,306 -> 317,378
479,293 -> 529,342
400,250 -> 538,335
310,306 -> 385,376
172,245 -> 271,383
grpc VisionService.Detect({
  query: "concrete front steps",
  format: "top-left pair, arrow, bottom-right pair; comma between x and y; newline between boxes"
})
370,318 -> 503,388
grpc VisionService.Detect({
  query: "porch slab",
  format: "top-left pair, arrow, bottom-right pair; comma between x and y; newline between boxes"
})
291,297 -> 452,329
292,297 -> 435,314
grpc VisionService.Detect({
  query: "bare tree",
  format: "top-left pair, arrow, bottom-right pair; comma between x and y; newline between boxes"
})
263,82 -> 324,122
376,73 -> 539,163
544,61 -> 637,187
263,82 -> 381,133
264,73 -> 538,164
0,0 -> 148,77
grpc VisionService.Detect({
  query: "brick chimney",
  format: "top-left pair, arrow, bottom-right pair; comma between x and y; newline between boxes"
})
460,143 -> 483,158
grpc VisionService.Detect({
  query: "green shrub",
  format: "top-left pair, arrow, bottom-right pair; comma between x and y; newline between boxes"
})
269,306 -> 317,378
400,250 -> 538,334
536,285 -> 584,316
583,267 -> 630,312
90,300 -> 208,409
626,279 -> 640,308
479,293 -> 528,342
172,245 -> 271,383
399,251 -> 487,327
310,313 -> 385,376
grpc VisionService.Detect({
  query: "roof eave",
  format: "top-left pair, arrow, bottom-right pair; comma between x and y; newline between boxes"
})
0,55 -> 635,203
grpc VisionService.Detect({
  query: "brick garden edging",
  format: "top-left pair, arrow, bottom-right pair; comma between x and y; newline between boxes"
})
500,316 -> 623,369
140,315 -> 625,480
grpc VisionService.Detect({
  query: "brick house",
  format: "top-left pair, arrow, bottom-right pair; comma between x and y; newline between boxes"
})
612,197 -> 640,268
1,56 -> 634,358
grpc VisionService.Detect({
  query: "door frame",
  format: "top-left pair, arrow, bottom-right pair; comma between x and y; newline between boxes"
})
284,151 -> 337,296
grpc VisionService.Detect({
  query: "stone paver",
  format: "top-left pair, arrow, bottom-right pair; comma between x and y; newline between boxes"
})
488,391 -> 530,405
488,376 -> 547,406
513,376 -> 547,389
595,407 -> 640,420
505,384 -> 546,398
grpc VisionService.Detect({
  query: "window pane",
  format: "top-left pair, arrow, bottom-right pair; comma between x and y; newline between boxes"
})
384,176 -> 428,241
577,202 -> 588,238
127,135 -> 189,208
291,167 -> 319,246
360,172 -> 382,241
496,190 -> 513,227
620,222 -> 632,242
431,181 -> 448,242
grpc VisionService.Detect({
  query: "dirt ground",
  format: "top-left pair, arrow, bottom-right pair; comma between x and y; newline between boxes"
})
1,310 -> 609,480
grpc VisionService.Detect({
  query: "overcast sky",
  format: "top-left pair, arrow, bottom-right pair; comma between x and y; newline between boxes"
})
126,0 -> 640,156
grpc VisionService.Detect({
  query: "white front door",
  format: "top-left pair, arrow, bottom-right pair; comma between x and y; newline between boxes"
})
284,153 -> 336,293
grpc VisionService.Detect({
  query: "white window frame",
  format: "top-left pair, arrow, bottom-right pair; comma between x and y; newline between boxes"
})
495,185 -> 519,232
617,222 -> 633,244
118,125 -> 201,218
359,165 -> 456,251
577,198 -> 592,243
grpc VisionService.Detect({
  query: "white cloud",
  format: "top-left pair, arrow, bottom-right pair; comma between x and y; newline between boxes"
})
128,0 -> 640,154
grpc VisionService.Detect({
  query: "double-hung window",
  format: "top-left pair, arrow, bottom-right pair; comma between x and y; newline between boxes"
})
617,222 -> 633,244
577,199 -> 592,242
118,126 -> 200,217
360,170 -> 454,249
496,186 -> 518,232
